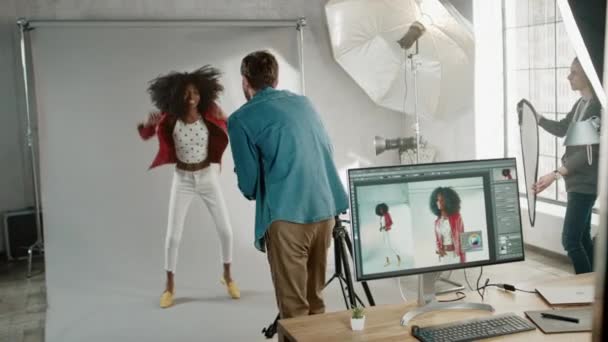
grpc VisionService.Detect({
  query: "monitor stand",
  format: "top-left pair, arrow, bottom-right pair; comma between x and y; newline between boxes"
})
400,272 -> 494,326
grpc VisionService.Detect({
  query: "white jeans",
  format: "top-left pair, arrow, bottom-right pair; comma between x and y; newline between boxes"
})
164,165 -> 233,272
383,230 -> 400,256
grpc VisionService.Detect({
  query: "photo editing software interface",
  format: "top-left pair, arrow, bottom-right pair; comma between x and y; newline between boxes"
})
348,158 -> 524,281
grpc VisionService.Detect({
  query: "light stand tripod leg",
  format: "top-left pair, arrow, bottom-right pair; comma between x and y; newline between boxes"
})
337,276 -> 349,309
27,245 -> 34,278
338,233 -> 356,308
325,229 -> 351,309
342,227 -> 376,306
27,240 -> 43,278
325,220 -> 375,309
325,272 -> 350,308
361,282 -> 375,306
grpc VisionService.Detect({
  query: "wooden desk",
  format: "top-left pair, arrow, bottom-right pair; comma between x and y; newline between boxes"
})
278,273 -> 594,341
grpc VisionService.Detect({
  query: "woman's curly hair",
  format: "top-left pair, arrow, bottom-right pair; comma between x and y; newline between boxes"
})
375,203 -> 389,216
429,187 -> 461,217
147,65 -> 223,119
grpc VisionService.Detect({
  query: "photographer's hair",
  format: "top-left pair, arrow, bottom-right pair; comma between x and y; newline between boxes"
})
147,65 -> 223,119
240,50 -> 279,90
429,187 -> 461,217
502,168 -> 511,177
375,203 -> 389,216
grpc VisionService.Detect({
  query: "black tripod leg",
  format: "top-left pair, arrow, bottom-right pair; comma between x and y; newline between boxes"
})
333,225 -> 343,275
339,251 -> 365,308
343,229 -> 376,306
262,314 -> 280,339
337,276 -> 349,309
326,235 -> 350,308
353,289 -> 366,307
361,282 -> 375,306
325,231 -> 343,288
324,273 -> 338,288
339,234 -> 356,308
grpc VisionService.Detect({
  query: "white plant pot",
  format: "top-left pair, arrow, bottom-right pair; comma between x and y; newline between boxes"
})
351,316 -> 365,331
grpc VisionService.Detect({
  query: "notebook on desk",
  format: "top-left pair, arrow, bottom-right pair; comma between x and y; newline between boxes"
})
524,308 -> 592,333
535,285 -> 594,305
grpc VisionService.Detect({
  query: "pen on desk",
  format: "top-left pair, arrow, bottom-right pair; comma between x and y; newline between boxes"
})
540,312 -> 579,323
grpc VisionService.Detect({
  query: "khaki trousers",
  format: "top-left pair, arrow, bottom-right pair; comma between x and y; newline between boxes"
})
266,218 -> 334,319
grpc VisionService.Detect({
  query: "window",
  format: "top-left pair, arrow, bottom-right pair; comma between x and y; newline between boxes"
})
503,0 -> 577,204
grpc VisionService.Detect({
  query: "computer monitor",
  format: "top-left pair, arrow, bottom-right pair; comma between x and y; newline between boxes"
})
347,158 -> 525,325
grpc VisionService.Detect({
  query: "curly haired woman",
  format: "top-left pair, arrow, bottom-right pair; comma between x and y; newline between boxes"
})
137,66 -> 239,308
429,187 -> 466,264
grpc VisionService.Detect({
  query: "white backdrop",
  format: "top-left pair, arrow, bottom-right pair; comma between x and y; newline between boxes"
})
31,25 -> 304,341
29,20 -> 405,341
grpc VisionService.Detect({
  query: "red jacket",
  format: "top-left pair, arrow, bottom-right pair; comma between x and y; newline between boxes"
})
137,103 -> 228,169
383,212 -> 393,231
434,213 -> 466,263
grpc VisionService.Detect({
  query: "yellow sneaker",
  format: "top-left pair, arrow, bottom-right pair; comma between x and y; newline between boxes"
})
160,291 -> 174,308
220,278 -> 240,299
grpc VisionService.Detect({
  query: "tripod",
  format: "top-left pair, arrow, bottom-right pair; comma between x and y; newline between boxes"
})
262,216 -> 375,339
325,216 -> 375,309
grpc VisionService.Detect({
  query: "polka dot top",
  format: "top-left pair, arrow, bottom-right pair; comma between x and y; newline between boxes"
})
173,118 -> 209,163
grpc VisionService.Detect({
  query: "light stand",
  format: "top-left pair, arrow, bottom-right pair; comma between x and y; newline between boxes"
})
296,17 -> 306,95
408,40 -> 423,164
17,18 -> 44,278
403,38 -> 465,295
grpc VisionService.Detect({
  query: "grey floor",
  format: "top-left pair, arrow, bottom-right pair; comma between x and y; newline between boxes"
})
0,248 -> 572,342
0,259 -> 45,342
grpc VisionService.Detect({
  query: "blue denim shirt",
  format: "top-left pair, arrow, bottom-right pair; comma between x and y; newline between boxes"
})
227,88 -> 349,251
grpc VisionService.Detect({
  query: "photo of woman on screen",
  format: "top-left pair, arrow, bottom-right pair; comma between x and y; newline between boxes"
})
429,187 -> 466,264
375,203 -> 401,267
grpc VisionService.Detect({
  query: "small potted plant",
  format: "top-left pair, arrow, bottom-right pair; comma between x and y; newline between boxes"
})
351,306 -> 365,331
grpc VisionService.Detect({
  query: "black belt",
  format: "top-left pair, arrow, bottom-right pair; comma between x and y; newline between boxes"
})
176,159 -> 211,171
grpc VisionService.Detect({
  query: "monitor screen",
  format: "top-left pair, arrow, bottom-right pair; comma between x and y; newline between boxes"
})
348,158 -> 524,281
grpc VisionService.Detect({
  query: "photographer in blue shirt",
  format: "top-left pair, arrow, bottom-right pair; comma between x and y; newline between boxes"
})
228,50 -> 348,319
